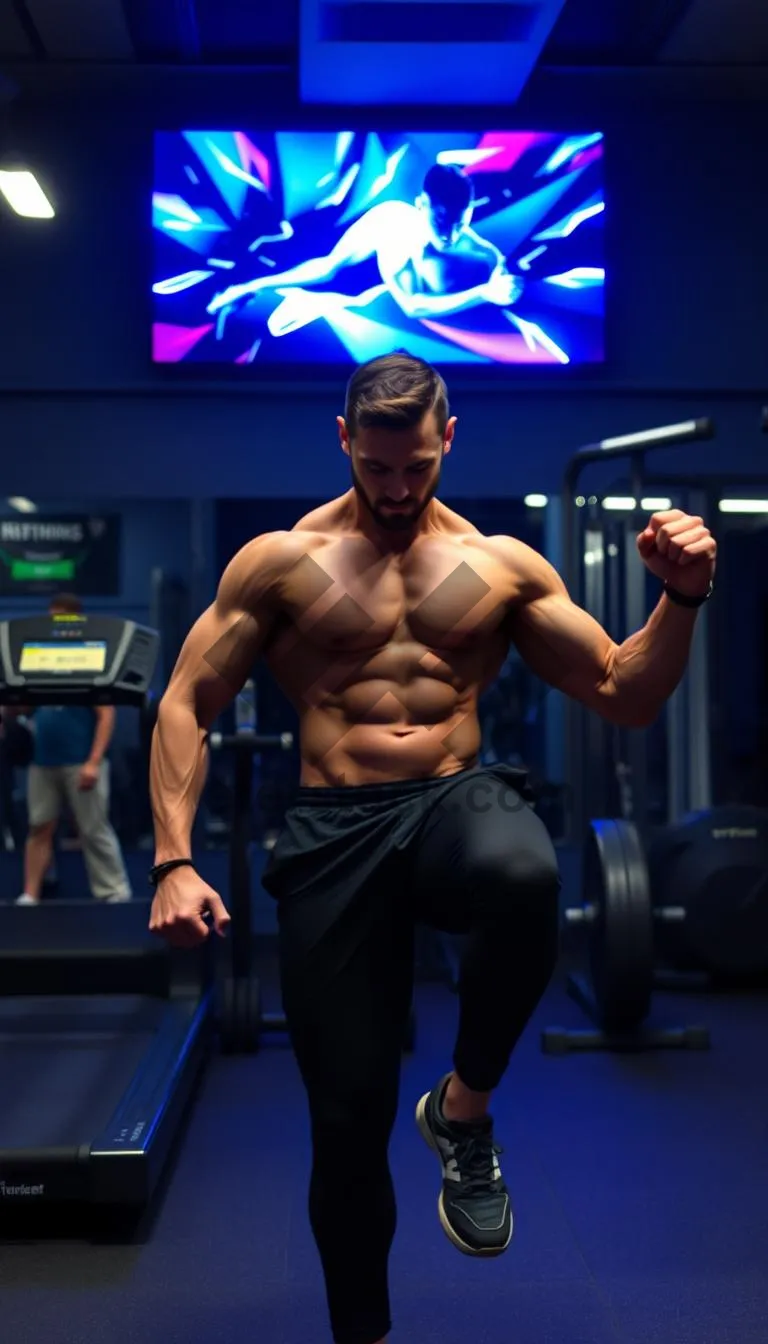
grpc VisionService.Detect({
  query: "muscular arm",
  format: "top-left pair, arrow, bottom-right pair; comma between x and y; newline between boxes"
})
206,253 -> 340,313
88,707 -> 115,766
508,546 -> 700,728
206,206 -> 399,315
386,262 -> 490,319
150,534 -> 286,863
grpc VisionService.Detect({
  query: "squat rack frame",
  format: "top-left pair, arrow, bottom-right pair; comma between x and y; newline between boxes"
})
561,417 -> 715,844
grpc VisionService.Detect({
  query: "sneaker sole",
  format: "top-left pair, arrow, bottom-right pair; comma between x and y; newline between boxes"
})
415,1091 -> 513,1259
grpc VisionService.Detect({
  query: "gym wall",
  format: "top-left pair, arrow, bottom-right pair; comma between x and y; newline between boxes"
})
1,82 -> 766,500
0,499 -> 196,627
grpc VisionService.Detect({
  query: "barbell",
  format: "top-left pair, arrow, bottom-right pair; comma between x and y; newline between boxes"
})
542,817 -> 711,1054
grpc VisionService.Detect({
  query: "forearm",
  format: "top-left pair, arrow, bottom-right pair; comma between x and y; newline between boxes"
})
609,592 -> 701,725
88,716 -> 114,765
265,253 -> 337,287
242,254 -> 335,297
405,284 -> 489,319
150,696 -> 210,863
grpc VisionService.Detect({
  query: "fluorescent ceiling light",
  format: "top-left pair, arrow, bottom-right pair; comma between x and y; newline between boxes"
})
0,170 -> 55,219
718,499 -> 768,514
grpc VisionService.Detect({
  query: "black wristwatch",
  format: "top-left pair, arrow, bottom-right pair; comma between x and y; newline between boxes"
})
663,579 -> 714,609
148,858 -> 195,889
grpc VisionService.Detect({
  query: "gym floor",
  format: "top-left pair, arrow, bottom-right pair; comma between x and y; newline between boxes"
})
2,954 -> 767,1344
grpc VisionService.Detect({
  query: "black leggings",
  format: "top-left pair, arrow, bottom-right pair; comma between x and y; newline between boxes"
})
262,765 -> 561,1344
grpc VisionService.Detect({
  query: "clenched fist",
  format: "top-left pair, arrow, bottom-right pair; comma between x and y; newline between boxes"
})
637,510 -> 716,597
483,269 -> 524,307
149,866 -> 231,949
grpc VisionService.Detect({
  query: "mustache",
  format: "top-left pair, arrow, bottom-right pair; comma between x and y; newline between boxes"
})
350,461 -> 442,529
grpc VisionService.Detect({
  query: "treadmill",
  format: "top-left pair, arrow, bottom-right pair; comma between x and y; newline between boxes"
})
0,614 -> 213,1216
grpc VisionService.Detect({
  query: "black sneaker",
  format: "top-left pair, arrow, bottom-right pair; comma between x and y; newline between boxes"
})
415,1073 -> 513,1257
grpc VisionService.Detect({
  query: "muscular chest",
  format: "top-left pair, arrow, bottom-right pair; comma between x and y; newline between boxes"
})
277,540 -> 509,655
415,245 -> 494,295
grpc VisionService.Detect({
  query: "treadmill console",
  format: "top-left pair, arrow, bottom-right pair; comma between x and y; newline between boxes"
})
0,614 -> 160,707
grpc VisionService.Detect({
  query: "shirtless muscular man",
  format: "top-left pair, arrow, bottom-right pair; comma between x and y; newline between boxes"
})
148,353 -> 716,1344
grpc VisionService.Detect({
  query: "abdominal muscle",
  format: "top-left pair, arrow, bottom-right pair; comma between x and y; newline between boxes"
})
300,702 -> 482,786
270,637 -> 498,788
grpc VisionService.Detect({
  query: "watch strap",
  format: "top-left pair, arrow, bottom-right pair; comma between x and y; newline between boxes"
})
148,858 -> 195,888
663,579 -> 713,608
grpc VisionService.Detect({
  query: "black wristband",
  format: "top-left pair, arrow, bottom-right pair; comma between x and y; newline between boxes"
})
148,858 -> 195,889
663,579 -> 713,608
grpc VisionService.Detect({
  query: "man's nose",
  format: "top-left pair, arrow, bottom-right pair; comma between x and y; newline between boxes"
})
387,479 -> 410,500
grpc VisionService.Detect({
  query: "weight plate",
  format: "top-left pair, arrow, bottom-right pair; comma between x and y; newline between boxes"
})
649,806 -> 768,978
585,818 -> 654,1033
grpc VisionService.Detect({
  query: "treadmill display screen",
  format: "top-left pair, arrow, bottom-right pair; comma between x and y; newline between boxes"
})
20,641 -> 108,675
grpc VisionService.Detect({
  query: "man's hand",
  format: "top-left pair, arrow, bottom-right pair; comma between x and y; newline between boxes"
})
482,269 -> 524,307
637,510 -> 716,596
78,760 -> 100,791
149,866 -> 231,949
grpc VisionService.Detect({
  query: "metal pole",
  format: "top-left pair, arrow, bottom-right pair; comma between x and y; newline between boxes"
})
606,518 -> 626,821
583,513 -> 609,820
666,682 -> 688,825
562,460 -> 588,843
543,495 -> 565,786
230,741 -> 253,981
685,488 -> 712,812
624,455 -> 649,834
560,418 -> 715,842
206,732 -> 293,982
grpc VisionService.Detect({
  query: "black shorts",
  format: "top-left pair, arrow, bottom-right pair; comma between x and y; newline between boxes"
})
262,762 -> 546,959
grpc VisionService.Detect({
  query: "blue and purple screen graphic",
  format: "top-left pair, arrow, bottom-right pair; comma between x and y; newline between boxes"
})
152,131 -> 605,368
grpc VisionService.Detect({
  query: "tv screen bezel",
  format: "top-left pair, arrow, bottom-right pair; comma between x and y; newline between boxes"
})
149,123 -> 611,388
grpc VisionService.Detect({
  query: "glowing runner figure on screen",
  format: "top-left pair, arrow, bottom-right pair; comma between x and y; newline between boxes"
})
207,165 -> 524,335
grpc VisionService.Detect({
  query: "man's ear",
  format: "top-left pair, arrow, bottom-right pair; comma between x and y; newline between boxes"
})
337,415 -> 351,457
443,416 -> 457,455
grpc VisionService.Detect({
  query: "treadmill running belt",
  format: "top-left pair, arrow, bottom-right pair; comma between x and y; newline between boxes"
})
0,996 -> 164,1149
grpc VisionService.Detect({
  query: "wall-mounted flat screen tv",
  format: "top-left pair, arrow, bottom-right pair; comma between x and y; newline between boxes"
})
152,130 -> 605,369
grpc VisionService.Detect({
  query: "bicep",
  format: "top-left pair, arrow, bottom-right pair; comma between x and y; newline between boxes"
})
510,588 -> 618,713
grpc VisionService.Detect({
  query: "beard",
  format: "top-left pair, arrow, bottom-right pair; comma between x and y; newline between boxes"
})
350,462 -> 441,532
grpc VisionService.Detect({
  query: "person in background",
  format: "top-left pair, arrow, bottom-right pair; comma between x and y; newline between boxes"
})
15,592 -> 132,905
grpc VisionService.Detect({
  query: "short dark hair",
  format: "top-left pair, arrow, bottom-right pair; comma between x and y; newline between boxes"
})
344,353 -> 450,440
423,164 -> 474,213
48,592 -> 83,614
